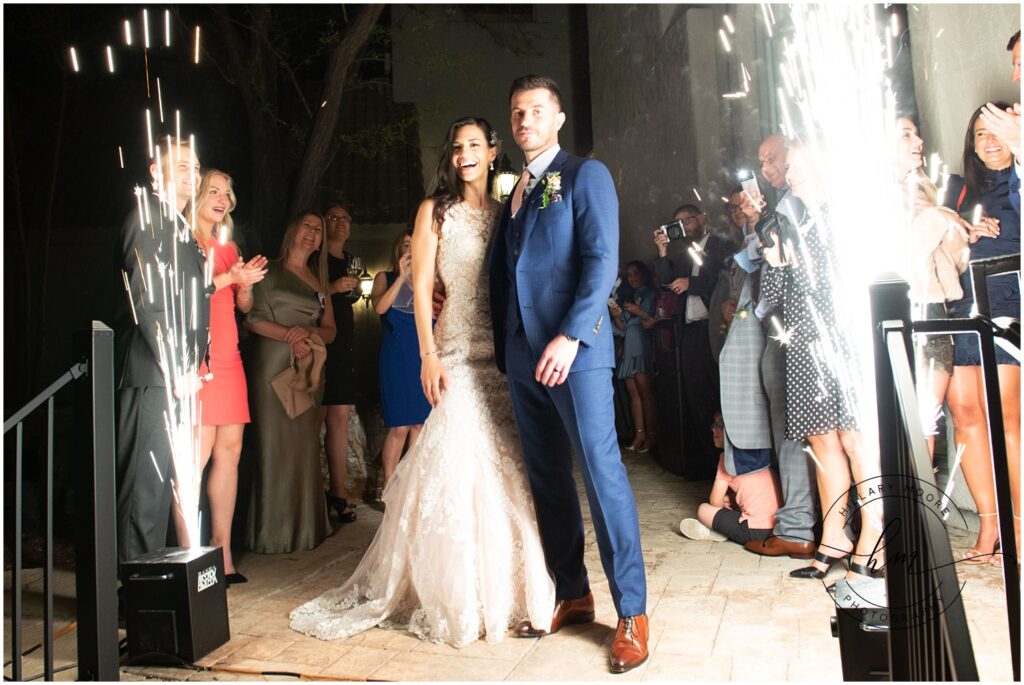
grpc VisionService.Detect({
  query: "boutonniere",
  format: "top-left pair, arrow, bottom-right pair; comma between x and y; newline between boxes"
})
539,172 -> 563,209
736,308 -> 749,319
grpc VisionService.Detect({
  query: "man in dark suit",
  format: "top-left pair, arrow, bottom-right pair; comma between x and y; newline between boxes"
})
652,204 -> 734,479
116,139 -> 211,564
487,74 -> 649,673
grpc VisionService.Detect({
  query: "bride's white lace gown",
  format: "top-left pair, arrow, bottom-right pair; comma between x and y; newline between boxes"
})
289,200 -> 555,648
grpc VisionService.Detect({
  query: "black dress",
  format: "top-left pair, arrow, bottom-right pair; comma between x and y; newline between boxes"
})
760,207 -> 860,440
322,250 -> 360,405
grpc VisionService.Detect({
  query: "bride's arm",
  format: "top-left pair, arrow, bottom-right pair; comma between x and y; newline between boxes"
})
412,199 -> 447,407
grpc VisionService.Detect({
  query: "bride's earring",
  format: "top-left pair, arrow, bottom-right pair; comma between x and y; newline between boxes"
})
489,161 -> 494,171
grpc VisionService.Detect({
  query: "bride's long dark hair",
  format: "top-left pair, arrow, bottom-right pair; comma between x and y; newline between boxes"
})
429,116 -> 499,232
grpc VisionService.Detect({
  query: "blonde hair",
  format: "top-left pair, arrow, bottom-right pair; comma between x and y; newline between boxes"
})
280,210 -> 329,294
187,169 -> 237,240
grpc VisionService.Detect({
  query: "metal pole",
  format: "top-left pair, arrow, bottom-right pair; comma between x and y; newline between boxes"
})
13,422 -> 24,681
44,398 -> 55,681
74,322 -> 120,681
977,328 -> 1021,681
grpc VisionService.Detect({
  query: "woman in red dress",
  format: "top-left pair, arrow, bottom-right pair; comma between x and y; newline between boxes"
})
186,170 -> 267,583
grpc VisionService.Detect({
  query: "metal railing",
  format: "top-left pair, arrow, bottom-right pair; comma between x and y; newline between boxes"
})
4,322 -> 120,681
868,255 -> 1020,681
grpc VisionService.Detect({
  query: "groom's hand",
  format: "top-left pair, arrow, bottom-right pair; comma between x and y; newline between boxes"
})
536,334 -> 580,387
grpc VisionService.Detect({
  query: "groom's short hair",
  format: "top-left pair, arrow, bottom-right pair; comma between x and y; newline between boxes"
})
509,74 -> 563,111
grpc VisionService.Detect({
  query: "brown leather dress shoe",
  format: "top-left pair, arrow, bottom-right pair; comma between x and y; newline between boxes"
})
514,592 -> 596,637
744,536 -> 814,559
609,614 -> 649,673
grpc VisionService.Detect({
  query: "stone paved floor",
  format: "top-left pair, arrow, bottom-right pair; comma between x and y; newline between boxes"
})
5,448 -> 1016,681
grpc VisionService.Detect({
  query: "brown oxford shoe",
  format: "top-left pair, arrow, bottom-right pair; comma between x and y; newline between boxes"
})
514,592 -> 596,637
744,536 -> 815,559
609,614 -> 649,673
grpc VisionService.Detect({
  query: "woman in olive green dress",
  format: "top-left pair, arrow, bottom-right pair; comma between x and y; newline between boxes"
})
245,211 -> 337,553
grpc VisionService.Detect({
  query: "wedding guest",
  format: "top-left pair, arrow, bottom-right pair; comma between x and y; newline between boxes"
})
183,170 -> 267,583
679,412 -> 782,545
759,143 -> 883,607
892,118 -> 969,461
610,260 -> 657,452
943,103 -> 1021,566
320,203 -> 360,523
244,211 -> 336,554
717,189 -> 748,249
652,204 -> 734,476
116,139 -> 209,565
370,230 -> 430,488
738,134 -> 818,562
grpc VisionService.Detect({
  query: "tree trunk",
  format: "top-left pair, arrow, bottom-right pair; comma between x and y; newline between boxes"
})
288,5 -> 384,213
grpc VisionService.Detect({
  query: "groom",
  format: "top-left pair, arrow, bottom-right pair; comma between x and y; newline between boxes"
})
488,74 -> 649,673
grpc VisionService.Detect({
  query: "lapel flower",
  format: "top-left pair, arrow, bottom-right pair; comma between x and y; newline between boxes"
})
539,171 -> 563,209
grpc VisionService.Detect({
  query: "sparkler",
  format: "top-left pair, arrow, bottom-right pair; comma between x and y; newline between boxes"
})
142,8 -> 150,49
194,26 -> 201,64
68,46 -> 80,73
125,19 -> 132,46
164,9 -> 171,48
106,45 -> 115,73
118,145 -> 125,169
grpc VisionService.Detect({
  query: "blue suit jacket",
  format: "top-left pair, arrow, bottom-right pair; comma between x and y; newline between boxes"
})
488,149 -> 619,374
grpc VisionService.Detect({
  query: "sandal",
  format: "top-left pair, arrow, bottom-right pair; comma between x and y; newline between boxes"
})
790,549 -> 849,579
326,492 -> 357,523
962,513 -> 999,565
627,429 -> 646,452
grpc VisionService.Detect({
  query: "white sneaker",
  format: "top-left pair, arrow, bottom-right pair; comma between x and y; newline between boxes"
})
679,518 -> 727,541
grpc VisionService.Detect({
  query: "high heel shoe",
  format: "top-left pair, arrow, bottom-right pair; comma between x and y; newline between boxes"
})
962,513 -> 1000,565
790,550 -> 849,579
325,491 -> 357,523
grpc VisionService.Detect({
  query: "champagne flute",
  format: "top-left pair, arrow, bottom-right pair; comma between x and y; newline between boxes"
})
347,256 -> 362,294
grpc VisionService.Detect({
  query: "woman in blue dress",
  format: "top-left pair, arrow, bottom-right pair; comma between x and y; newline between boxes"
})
611,260 -> 658,452
371,230 -> 431,488
942,102 -> 1021,566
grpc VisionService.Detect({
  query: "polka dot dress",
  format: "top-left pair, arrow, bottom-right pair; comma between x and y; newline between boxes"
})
760,208 -> 860,440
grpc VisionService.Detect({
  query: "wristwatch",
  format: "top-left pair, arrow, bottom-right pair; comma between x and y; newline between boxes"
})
560,332 -> 579,343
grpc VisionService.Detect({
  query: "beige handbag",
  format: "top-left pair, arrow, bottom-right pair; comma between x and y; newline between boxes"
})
271,333 -> 327,418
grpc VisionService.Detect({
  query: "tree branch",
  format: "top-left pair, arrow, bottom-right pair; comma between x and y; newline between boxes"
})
289,4 -> 385,212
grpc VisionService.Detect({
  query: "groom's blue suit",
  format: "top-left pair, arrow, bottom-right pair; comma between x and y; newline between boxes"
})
488,147 -> 646,617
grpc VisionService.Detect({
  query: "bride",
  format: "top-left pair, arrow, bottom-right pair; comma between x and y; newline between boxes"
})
289,117 -> 555,648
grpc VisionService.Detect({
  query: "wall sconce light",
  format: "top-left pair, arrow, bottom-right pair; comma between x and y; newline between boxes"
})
492,153 -> 518,202
359,269 -> 374,308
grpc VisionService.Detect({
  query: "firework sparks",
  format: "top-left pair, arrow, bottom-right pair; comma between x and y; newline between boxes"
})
157,78 -> 165,123
118,145 -> 125,169
68,46 -> 80,72
106,45 -> 115,73
719,28 -> 732,53
723,14 -> 735,34
124,19 -> 132,46
164,9 -> 172,48
142,8 -> 150,49
194,26 -> 201,64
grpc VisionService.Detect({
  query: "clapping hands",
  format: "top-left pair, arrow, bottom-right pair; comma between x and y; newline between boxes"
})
230,255 -> 269,288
